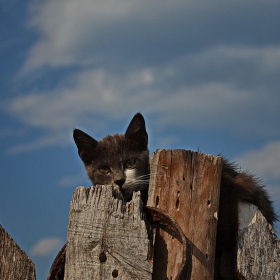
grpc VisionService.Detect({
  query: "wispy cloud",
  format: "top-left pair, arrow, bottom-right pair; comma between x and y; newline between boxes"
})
0,128 -> 27,138
6,132 -> 68,155
57,173 -> 90,188
235,141 -> 280,181
31,237 -> 63,257
21,0 -> 280,74
235,141 -> 280,202
5,57 -> 280,144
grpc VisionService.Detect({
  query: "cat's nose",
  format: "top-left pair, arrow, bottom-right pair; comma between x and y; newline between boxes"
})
115,178 -> 125,188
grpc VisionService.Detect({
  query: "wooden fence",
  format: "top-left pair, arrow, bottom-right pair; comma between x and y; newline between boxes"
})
0,224 -> 36,280
1,149 -> 279,279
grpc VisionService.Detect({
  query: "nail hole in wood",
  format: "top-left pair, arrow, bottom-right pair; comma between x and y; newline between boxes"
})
176,191 -> 180,210
156,195 -> 159,207
112,269 -> 118,278
99,252 -> 107,262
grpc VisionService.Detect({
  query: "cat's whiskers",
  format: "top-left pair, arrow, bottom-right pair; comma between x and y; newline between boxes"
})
124,172 -> 165,191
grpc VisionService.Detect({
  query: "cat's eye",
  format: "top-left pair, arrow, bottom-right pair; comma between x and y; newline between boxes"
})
125,159 -> 136,169
99,166 -> 110,174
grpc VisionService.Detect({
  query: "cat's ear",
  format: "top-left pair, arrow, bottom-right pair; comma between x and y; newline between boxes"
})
73,129 -> 98,165
125,113 -> 148,149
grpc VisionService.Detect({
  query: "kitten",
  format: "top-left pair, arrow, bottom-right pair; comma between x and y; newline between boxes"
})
73,113 -> 277,279
73,113 -> 149,203
49,115 -> 148,280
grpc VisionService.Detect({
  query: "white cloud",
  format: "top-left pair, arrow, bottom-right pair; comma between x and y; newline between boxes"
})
31,237 -> 63,257
21,0 -> 171,73
187,44 -> 280,76
235,141 -> 280,181
4,55 -> 280,154
4,74 -> 225,128
21,0 -> 280,74
6,63 -> 276,129
234,142 -> 280,203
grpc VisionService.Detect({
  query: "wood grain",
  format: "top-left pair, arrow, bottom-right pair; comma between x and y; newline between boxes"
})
147,149 -> 222,279
65,185 -> 153,280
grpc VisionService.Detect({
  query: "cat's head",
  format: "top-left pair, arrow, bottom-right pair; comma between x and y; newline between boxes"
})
73,113 -> 149,202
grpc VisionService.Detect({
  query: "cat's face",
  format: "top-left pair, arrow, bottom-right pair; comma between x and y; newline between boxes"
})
73,113 -> 149,202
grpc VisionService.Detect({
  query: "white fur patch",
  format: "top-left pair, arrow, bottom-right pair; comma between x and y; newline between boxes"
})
125,169 -> 136,184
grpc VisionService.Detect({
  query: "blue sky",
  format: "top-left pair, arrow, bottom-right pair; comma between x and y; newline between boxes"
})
1,0 -> 280,278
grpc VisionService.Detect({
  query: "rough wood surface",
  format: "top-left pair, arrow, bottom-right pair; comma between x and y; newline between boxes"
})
64,185 -> 153,280
147,149 -> 222,280
237,202 -> 280,279
0,224 -> 36,280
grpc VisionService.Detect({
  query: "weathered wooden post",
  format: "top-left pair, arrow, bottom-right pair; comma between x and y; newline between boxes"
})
64,185 -> 153,279
0,224 -> 36,280
147,149 -> 223,279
